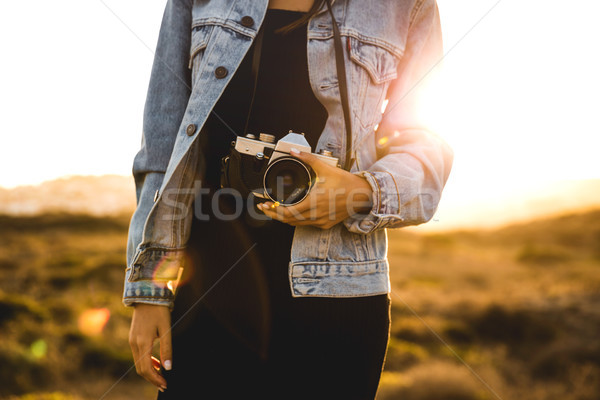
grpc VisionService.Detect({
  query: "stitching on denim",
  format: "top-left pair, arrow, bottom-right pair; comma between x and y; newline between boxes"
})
290,257 -> 388,266
366,171 -> 382,214
192,19 -> 256,38
188,39 -> 208,69
349,38 -> 399,85
291,289 -> 390,299
409,0 -> 426,29
307,29 -> 405,58
138,173 -> 166,250
384,170 -> 401,215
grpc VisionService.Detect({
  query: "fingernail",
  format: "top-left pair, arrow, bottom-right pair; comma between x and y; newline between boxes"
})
164,360 -> 172,371
158,387 -> 165,393
290,147 -> 300,154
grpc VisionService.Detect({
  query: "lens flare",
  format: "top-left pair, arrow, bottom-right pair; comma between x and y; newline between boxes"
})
78,308 -> 110,336
378,136 -> 389,146
153,252 -> 194,293
167,267 -> 185,295
30,339 -> 47,359
381,98 -> 389,114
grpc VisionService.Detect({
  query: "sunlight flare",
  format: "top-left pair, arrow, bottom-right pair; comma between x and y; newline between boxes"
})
78,308 -> 111,336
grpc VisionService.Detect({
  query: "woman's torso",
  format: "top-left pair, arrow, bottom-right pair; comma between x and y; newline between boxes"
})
127,0 -> 423,302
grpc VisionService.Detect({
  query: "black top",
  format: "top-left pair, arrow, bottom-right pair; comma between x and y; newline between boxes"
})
192,9 -> 330,299
189,9 -> 330,351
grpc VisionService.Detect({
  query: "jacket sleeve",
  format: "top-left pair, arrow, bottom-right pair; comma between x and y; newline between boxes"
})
344,0 -> 453,234
123,0 -> 192,307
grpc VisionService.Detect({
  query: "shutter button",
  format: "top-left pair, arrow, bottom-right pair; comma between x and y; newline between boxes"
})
241,16 -> 254,28
186,123 -> 197,136
215,66 -> 228,79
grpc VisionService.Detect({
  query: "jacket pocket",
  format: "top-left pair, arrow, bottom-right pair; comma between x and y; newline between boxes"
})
349,37 -> 400,85
347,36 -> 402,130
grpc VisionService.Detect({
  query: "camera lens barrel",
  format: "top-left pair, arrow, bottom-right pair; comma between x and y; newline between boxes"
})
263,157 -> 313,205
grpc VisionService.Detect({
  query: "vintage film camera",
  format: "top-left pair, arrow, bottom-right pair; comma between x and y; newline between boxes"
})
221,131 -> 339,206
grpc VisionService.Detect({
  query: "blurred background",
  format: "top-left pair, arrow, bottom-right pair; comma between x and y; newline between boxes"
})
0,0 -> 599,399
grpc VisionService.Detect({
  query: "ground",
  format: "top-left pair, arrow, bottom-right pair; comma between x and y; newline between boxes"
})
0,211 -> 599,399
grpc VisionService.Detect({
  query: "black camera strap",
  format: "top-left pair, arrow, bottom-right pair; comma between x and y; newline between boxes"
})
325,0 -> 354,171
244,1 -> 353,171
243,28 -> 264,140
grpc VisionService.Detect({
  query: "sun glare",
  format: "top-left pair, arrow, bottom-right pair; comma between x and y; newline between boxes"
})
0,0 -> 598,228
421,1 -> 600,197
78,308 -> 111,337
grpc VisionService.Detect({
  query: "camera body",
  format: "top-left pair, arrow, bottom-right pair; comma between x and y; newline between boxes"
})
221,131 -> 339,206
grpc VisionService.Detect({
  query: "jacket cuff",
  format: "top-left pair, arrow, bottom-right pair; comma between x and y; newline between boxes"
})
122,247 -> 186,309
343,171 -> 404,234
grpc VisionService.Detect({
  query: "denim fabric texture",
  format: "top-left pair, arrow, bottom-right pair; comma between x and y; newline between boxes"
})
123,0 -> 453,308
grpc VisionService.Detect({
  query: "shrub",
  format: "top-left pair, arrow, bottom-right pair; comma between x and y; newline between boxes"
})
80,339 -> 134,378
384,339 -> 429,371
0,344 -> 53,396
0,295 -> 48,325
470,305 -> 556,350
444,322 -> 475,345
531,343 -> 600,380
517,244 -> 571,265
378,361 -> 491,400
8,392 -> 80,400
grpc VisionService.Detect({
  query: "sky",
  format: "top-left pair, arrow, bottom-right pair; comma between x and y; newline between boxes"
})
1,0 -> 599,214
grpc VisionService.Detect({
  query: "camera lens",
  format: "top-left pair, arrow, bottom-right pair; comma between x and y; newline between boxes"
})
263,157 -> 313,205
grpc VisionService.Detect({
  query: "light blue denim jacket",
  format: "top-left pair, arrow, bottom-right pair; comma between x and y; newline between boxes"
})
123,0 -> 453,308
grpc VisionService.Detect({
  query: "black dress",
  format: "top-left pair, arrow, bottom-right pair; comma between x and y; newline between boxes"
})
159,10 -> 390,400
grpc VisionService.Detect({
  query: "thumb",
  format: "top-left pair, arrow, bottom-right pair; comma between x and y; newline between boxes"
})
289,147 -> 328,174
159,319 -> 173,371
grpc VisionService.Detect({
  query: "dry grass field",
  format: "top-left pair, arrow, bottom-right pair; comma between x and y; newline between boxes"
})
0,210 -> 598,399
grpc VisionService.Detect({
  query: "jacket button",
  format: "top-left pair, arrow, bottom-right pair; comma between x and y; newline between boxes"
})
186,123 -> 197,136
215,66 -> 228,79
241,16 -> 254,27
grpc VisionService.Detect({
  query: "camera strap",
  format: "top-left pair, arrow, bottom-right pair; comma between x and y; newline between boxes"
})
243,28 -> 265,140
244,1 -> 353,171
325,0 -> 354,171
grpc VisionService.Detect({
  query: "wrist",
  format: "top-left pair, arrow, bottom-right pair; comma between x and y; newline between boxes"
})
132,302 -> 171,310
348,174 -> 373,215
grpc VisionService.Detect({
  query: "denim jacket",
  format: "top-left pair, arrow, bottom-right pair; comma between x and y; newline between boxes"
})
123,0 -> 453,308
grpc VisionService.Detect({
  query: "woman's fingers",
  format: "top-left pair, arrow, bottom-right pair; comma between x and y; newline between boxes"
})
159,319 -> 173,371
259,204 -> 304,224
260,199 -> 331,225
136,337 -> 167,391
259,204 -> 334,228
260,194 -> 320,218
289,148 -> 330,174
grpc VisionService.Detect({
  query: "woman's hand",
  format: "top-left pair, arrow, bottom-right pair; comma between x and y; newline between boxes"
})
129,304 -> 172,392
258,148 -> 373,229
